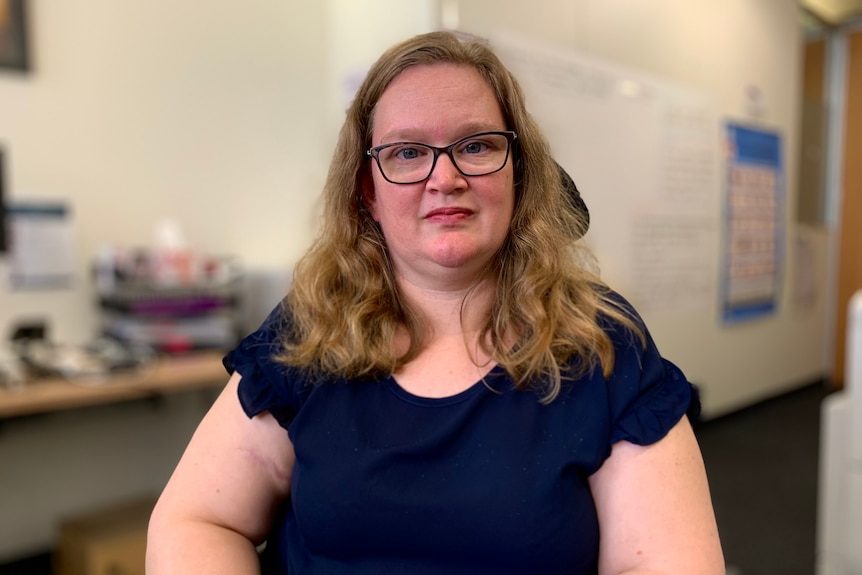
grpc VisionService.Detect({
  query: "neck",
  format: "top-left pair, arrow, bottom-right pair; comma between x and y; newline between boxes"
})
396,272 -> 494,339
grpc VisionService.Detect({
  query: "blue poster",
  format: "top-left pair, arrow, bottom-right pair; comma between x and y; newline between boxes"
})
721,123 -> 784,324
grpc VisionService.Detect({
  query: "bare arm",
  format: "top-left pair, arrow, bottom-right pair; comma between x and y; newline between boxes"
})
146,372 -> 295,574
589,416 -> 724,575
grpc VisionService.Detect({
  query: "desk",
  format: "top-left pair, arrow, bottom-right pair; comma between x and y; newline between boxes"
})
0,351 -> 227,419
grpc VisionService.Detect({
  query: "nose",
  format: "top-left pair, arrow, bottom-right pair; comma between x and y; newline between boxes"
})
427,150 -> 466,192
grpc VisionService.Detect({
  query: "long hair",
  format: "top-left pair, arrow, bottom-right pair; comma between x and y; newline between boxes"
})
280,31 -> 641,402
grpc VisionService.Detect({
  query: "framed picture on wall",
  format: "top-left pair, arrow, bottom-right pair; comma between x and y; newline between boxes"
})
0,0 -> 29,72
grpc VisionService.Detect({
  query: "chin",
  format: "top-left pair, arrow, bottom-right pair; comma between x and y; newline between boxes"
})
430,246 -> 491,272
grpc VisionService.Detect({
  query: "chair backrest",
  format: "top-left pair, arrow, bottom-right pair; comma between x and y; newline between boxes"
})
556,161 -> 589,238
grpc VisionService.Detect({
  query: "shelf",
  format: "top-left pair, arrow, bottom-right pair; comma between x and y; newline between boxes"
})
0,351 -> 228,419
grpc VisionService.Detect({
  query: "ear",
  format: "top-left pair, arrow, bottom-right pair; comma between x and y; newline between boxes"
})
360,167 -> 379,221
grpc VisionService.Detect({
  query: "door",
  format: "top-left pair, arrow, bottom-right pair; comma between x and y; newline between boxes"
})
834,28 -> 862,387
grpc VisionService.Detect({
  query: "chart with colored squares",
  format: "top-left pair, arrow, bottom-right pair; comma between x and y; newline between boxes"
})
722,123 -> 784,324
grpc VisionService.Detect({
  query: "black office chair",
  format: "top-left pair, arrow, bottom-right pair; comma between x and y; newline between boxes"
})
556,161 -> 589,238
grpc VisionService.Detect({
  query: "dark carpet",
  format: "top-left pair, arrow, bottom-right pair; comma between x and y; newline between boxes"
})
695,381 -> 833,575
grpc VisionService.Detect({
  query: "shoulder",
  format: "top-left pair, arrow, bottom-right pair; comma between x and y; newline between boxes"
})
593,287 -> 647,350
224,304 -> 293,385
223,304 -> 312,430
585,288 -> 696,447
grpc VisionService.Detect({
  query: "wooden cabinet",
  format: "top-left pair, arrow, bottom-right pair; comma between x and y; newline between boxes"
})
55,498 -> 156,575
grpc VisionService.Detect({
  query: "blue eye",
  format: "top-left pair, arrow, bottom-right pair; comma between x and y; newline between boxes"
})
395,147 -> 422,161
462,141 -> 488,154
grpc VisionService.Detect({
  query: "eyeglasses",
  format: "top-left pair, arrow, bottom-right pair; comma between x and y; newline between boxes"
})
367,131 -> 518,185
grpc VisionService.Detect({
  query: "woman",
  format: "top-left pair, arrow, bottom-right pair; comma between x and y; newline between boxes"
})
147,31 -> 724,574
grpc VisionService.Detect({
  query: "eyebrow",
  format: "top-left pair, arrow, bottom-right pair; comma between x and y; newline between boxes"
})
376,123 -> 505,146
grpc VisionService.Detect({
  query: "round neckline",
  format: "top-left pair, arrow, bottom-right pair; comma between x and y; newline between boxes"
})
385,364 -> 506,407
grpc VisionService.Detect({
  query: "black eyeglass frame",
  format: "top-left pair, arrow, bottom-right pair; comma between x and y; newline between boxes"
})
366,130 -> 518,185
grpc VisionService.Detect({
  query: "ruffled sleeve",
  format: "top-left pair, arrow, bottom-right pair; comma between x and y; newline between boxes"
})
602,295 -> 697,447
609,355 -> 693,445
222,305 -> 307,431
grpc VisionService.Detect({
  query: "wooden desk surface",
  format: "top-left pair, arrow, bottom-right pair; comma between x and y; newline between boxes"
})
0,351 -> 228,419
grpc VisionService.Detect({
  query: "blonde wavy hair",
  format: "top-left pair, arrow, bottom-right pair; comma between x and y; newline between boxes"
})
280,31 -> 641,402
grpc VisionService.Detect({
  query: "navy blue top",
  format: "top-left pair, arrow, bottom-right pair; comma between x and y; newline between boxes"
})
223,295 -> 695,574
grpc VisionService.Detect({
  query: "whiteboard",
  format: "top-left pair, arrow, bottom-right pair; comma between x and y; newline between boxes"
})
492,33 -> 722,318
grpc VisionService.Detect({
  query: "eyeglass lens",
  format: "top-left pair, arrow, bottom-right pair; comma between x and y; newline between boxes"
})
374,132 -> 513,184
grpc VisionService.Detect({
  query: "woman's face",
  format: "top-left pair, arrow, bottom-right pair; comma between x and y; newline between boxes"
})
366,63 -> 515,289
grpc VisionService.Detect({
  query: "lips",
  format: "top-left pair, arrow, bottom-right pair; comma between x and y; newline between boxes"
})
424,207 -> 474,220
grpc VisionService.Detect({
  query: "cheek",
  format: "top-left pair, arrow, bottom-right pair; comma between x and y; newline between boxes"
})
366,173 -> 384,222
369,176 -> 420,225
493,178 -> 516,218
367,187 -> 403,227
368,197 -> 380,222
